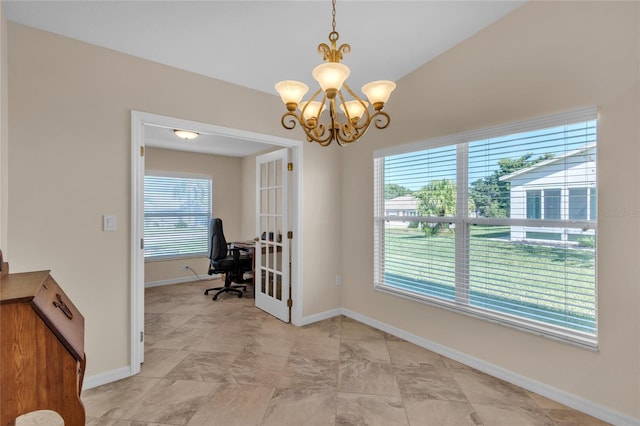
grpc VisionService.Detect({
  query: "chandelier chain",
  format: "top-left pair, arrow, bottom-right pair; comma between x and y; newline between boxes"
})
332,0 -> 337,33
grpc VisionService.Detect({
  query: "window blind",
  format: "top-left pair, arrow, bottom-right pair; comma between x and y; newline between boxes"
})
144,172 -> 212,260
374,108 -> 597,348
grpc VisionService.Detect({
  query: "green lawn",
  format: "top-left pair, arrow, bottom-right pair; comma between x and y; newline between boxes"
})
383,226 -> 596,333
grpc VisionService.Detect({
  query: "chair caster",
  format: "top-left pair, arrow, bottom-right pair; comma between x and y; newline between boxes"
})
238,293 -> 243,298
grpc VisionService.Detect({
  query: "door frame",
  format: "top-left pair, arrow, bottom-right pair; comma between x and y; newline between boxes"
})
130,110 -> 303,375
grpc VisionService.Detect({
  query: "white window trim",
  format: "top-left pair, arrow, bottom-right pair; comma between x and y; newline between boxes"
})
373,107 -> 598,350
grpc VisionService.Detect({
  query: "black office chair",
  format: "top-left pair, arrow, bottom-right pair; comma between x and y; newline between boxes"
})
204,218 -> 252,300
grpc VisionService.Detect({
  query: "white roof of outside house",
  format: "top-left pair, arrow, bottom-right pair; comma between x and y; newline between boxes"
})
499,144 -> 596,182
385,196 -> 420,210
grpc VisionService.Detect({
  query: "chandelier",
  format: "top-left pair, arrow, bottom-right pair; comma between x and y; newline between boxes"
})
275,0 -> 396,147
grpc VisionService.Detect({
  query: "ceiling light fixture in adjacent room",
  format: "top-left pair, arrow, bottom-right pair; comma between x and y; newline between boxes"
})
275,0 -> 396,147
173,129 -> 199,140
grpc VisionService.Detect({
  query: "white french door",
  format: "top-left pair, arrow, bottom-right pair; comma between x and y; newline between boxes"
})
254,149 -> 291,322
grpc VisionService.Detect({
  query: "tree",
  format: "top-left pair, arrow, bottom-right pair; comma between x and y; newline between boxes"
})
384,183 -> 412,200
469,153 -> 554,218
416,179 -> 457,217
415,179 -> 466,236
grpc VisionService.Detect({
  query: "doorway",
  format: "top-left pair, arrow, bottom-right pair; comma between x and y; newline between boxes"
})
130,111 -> 302,375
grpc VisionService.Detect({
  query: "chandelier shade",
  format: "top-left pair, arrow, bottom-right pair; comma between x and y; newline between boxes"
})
299,101 -> 326,121
312,63 -> 350,97
339,100 -> 368,121
275,0 -> 396,146
275,81 -> 309,110
362,80 -> 397,109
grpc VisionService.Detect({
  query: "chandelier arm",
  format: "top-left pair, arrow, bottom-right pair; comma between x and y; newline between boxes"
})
371,111 -> 391,130
317,43 -> 332,62
303,121 -> 334,146
299,88 -> 325,131
336,89 -> 352,128
281,112 -> 301,130
341,83 -> 371,131
336,43 -> 351,58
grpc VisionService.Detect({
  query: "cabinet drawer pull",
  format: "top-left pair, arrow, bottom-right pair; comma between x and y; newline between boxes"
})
52,294 -> 74,320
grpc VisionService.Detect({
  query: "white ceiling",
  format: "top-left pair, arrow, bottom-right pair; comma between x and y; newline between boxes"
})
3,0 -> 525,155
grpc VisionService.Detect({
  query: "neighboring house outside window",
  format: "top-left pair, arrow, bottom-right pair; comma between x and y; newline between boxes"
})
501,144 -> 596,243
144,172 -> 212,260
384,195 -> 421,228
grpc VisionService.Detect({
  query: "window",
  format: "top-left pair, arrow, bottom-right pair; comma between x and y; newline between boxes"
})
144,172 -> 212,260
526,190 -> 541,219
374,108 -> 597,348
544,189 -> 561,220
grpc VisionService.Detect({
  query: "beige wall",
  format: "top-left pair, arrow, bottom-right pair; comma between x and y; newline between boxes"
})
6,0 -> 638,420
341,1 -> 639,419
0,2 -> 7,253
6,23 -> 342,377
143,147 -> 242,283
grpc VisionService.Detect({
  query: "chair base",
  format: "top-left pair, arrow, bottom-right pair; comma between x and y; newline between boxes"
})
204,284 -> 246,300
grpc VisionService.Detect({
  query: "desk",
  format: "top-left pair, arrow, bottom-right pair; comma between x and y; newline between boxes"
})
231,242 -> 256,297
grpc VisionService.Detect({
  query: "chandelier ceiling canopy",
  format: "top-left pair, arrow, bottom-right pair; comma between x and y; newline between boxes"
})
275,0 -> 396,147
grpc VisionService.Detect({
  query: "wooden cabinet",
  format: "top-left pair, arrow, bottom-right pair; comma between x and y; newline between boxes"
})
0,269 -> 86,426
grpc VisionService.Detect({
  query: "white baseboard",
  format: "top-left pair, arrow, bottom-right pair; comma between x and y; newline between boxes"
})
338,308 -> 639,426
88,306 -> 638,425
83,366 -> 132,390
144,274 -> 219,288
300,308 -> 342,326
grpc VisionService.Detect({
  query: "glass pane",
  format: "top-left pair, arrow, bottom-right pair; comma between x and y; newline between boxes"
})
269,189 -> 276,215
276,216 -> 283,243
268,271 -> 274,297
383,221 -> 456,301
384,145 -> 457,218
261,163 -> 268,188
268,161 -> 275,187
275,159 -> 282,186
469,224 -> 596,334
276,188 -> 282,215
526,190 -> 541,219
544,189 -> 561,220
261,189 -> 268,214
569,188 -> 588,220
275,272 -> 282,300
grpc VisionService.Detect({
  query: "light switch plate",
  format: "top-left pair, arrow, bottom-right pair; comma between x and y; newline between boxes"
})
103,215 -> 117,232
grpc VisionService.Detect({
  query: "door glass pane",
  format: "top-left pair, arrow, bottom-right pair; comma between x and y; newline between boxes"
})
261,163 -> 268,187
275,159 -> 282,186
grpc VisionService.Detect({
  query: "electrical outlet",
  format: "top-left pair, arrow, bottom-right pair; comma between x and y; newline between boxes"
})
183,265 -> 190,270
335,275 -> 342,286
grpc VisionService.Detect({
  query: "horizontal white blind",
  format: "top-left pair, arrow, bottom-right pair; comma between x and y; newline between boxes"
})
374,108 -> 597,347
144,172 -> 212,259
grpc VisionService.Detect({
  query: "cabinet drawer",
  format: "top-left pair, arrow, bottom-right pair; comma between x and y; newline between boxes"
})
31,276 -> 85,362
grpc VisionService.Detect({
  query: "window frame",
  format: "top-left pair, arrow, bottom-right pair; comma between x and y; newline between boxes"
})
144,170 -> 212,261
373,107 -> 598,349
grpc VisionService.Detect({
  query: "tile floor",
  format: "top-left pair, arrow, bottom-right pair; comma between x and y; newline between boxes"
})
17,280 -> 609,426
